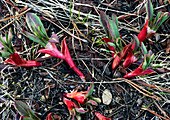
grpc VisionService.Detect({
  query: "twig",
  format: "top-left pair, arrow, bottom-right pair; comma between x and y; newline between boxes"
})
153,101 -> 170,119
142,108 -> 169,120
123,79 -> 162,100
0,8 -> 32,31
135,80 -> 170,93
43,17 -> 87,42
6,0 -> 19,11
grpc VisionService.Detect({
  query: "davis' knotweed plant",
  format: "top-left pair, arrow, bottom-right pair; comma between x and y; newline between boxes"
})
131,0 -> 169,49
24,13 -> 85,80
124,43 -> 156,78
0,28 -> 41,67
100,0 -> 169,78
63,82 -> 110,120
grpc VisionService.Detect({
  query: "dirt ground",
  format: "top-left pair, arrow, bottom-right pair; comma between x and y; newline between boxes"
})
0,0 -> 169,120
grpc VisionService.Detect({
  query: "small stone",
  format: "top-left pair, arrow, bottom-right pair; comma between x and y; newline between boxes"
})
136,98 -> 142,106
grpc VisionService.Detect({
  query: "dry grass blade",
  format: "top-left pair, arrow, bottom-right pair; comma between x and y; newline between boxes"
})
71,20 -> 92,43
0,14 -> 21,22
43,17 -> 87,42
124,79 -> 162,100
6,0 -> 19,11
71,21 -> 83,51
135,80 -> 170,93
142,107 -> 169,120
0,8 -> 32,31
153,101 -> 170,119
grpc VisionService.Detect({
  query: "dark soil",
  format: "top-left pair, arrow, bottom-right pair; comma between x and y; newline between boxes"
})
0,0 -> 169,120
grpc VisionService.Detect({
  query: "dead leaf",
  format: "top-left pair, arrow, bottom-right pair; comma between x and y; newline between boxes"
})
102,89 -> 112,105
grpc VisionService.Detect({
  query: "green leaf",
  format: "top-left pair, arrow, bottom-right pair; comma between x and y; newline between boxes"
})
107,42 -> 116,49
0,36 -> 7,46
159,92 -> 170,95
146,0 -> 153,25
133,35 -> 140,51
151,12 -> 162,29
88,96 -> 101,103
0,34 -> 15,54
141,42 -> 147,55
8,28 -> 13,44
0,50 -> 11,57
149,53 -> 154,64
23,31 -> 46,47
5,32 -> 8,44
82,10 -> 91,24
116,38 -> 123,51
155,12 -> 169,31
78,5 -> 81,19
86,82 -> 94,97
69,0 -> 72,17
26,13 -> 47,37
27,108 -> 40,120
146,55 -> 150,63
142,60 -> 147,70
111,13 -> 118,27
37,26 -> 49,39
14,101 -> 30,117
100,11 -> 109,37
108,20 -> 120,40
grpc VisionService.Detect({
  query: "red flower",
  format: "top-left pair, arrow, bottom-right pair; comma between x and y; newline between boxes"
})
102,38 -> 132,70
138,20 -> 149,43
63,97 -> 80,114
112,43 -> 132,70
102,38 -> 115,57
45,113 -> 53,120
124,64 -> 156,78
38,43 -> 65,59
94,112 -> 111,120
123,49 -> 137,68
64,91 -> 87,104
38,39 -> 85,80
4,53 -> 41,67
61,39 -> 85,80
132,20 -> 148,50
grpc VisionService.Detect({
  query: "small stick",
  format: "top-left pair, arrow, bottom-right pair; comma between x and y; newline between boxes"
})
0,8 -> 32,31
71,21 -> 83,50
154,101 -> 170,119
6,0 -> 19,11
124,79 -> 162,100
43,17 -> 87,43
52,60 -> 63,68
142,108 -> 169,120
135,80 -> 170,93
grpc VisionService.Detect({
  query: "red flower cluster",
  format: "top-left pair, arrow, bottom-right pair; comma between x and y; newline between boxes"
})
63,83 -> 106,120
4,53 -> 41,67
38,39 -> 85,80
124,64 -> 156,78
0,28 -> 41,67
23,13 -> 85,80
64,91 -> 87,104
99,0 -> 169,78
